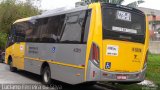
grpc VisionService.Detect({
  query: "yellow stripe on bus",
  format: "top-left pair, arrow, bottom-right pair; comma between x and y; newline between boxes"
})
24,57 -> 85,69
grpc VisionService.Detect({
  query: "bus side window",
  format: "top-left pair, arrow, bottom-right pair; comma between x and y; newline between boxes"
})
25,20 -> 37,42
36,16 -> 61,43
7,26 -> 16,47
14,23 -> 26,42
37,18 -> 48,42
45,15 -> 60,43
83,9 -> 92,43
57,14 -> 66,41
60,11 -> 85,44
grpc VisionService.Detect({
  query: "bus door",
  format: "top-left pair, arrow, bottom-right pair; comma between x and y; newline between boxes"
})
13,42 -> 25,70
13,25 -> 25,70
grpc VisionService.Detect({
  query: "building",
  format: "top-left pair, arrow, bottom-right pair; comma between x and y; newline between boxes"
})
138,7 -> 160,41
138,7 -> 160,54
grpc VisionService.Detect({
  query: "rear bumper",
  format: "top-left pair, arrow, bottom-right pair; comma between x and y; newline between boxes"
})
100,67 -> 146,83
86,61 -> 146,83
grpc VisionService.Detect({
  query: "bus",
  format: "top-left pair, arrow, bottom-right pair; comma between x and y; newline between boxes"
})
5,2 -> 149,85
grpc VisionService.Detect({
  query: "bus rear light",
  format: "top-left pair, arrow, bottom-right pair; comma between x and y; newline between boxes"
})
90,43 -> 100,67
92,43 -> 99,60
93,71 -> 95,77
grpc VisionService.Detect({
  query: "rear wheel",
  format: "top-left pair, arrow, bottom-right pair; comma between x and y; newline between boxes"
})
9,60 -> 17,72
42,66 -> 52,85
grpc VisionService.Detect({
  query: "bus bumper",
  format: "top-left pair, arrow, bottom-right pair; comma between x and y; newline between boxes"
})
86,61 -> 146,83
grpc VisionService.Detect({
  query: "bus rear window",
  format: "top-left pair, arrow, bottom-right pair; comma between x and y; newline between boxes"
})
102,5 -> 146,43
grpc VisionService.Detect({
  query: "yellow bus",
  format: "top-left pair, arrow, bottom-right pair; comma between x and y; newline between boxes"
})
5,2 -> 149,85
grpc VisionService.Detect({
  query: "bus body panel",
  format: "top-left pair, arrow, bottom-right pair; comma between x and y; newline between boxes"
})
87,60 -> 146,82
85,2 -> 103,81
85,3 -> 149,83
49,63 -> 85,84
24,43 -> 86,84
13,42 -> 25,70
24,58 -> 42,75
5,42 -> 25,70
5,45 -> 13,64
103,40 -> 144,72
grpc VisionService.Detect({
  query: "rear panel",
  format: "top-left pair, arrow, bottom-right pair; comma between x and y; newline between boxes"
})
86,3 -> 149,82
103,40 -> 144,72
101,3 -> 148,73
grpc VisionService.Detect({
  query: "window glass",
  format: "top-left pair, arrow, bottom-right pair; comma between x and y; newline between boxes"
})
37,18 -> 48,42
57,14 -> 66,40
44,16 -> 60,42
14,22 -> 29,42
25,20 -> 36,42
7,26 -> 16,47
102,6 -> 146,43
60,11 -> 86,43
9,10 -> 91,44
35,16 -> 61,43
83,10 -> 91,43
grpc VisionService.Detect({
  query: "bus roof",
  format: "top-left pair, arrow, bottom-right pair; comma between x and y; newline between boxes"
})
13,17 -> 31,24
33,5 -> 88,20
13,3 -> 144,24
13,5 -> 88,24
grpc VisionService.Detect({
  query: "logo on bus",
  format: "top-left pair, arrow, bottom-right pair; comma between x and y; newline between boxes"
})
52,47 -> 56,53
106,62 -> 111,69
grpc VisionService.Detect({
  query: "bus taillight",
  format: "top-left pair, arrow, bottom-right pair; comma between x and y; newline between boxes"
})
91,43 -> 100,67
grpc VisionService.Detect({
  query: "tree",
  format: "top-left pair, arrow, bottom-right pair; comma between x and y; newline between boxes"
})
0,32 -> 7,49
0,0 -> 41,49
0,0 -> 41,33
127,0 -> 144,8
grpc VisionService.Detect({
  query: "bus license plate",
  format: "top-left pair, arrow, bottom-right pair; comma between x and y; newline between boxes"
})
116,75 -> 127,80
117,10 -> 131,21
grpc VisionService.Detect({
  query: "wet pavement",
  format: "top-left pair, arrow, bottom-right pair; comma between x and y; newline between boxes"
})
0,63 -> 117,90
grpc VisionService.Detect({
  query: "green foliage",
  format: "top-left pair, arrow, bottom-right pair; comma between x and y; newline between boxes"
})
127,0 -> 144,8
0,0 -> 40,34
146,54 -> 160,87
0,0 -> 41,49
149,20 -> 160,25
115,54 -> 160,90
0,32 -> 7,49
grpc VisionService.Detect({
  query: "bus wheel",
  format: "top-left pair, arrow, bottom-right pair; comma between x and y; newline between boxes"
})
42,66 -> 52,85
9,60 -> 17,72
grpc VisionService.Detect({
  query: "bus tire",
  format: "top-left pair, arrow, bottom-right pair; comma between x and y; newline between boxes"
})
42,66 -> 52,85
9,59 -> 17,72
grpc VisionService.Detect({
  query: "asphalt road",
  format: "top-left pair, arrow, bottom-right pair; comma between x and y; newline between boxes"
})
0,63 -> 121,90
